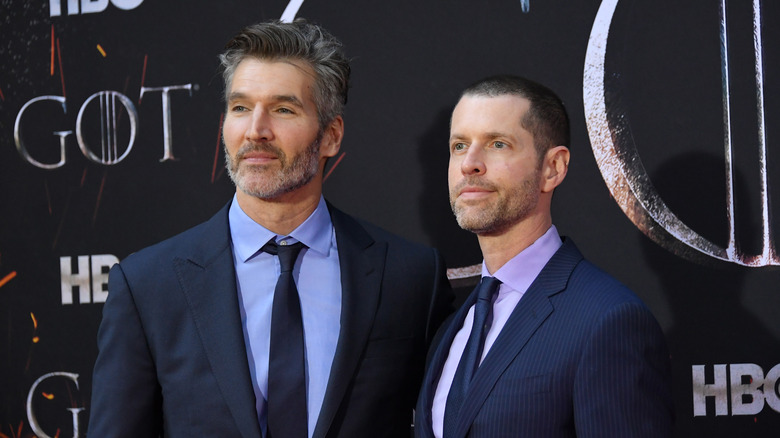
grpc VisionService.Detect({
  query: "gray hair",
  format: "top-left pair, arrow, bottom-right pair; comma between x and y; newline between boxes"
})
219,18 -> 350,128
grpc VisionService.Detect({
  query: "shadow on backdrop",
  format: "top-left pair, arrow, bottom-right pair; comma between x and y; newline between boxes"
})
640,151 -> 780,436
417,106 -> 482,308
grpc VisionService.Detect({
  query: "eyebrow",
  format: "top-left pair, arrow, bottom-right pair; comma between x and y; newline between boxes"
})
449,132 -> 513,142
227,92 -> 305,109
271,94 -> 305,108
483,131 -> 513,140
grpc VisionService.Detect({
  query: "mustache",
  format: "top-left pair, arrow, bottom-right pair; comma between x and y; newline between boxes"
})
235,142 -> 285,161
452,177 -> 497,194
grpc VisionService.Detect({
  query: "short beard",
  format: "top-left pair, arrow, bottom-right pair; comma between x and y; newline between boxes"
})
449,173 -> 540,236
225,132 -> 323,200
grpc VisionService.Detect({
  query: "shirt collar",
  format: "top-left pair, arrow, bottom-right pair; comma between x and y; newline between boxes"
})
228,194 -> 334,262
481,225 -> 563,295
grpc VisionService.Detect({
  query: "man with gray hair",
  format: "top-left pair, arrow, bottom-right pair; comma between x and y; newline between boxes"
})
89,19 -> 451,438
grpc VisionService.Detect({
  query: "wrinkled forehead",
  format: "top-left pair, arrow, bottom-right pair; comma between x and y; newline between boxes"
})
228,58 -> 317,104
227,56 -> 317,91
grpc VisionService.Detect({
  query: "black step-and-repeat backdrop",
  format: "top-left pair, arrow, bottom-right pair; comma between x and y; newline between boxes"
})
2,1 -> 779,436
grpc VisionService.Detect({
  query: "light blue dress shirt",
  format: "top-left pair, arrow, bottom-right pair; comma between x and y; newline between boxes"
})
431,225 -> 563,438
229,195 -> 342,438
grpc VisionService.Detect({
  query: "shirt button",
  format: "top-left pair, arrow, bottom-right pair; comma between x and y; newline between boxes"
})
279,240 -> 288,246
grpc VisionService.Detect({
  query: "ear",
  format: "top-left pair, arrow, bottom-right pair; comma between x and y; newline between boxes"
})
541,146 -> 569,193
320,116 -> 344,159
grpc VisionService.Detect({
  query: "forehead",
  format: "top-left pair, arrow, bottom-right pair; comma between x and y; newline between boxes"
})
229,57 -> 316,101
450,94 -> 531,136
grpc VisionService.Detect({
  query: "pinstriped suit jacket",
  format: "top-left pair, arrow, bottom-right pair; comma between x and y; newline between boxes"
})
415,238 -> 674,438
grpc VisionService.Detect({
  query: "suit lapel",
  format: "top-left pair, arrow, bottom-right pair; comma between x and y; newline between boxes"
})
416,286 -> 480,438
312,205 -> 387,438
452,239 -> 584,438
172,204 -> 262,438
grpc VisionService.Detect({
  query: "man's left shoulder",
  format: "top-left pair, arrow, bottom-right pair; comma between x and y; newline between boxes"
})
556,240 -> 646,309
362,219 -> 430,250
330,204 -> 435,255
570,258 -> 642,300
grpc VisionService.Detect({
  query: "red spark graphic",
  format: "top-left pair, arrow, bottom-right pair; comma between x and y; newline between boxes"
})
56,38 -> 66,97
139,54 -> 148,104
92,170 -> 108,224
0,271 -> 17,289
26,312 -> 40,372
323,152 -> 346,182
50,25 -> 55,76
212,113 -> 224,183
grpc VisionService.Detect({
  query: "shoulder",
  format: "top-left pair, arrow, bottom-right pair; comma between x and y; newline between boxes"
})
572,259 -> 639,302
328,205 -> 446,285
119,203 -> 231,274
550,242 -> 668,356
361,218 -> 432,253
550,238 -> 648,311
329,203 -> 437,256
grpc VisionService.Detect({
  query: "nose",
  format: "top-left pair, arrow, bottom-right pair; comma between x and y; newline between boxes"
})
246,105 -> 274,142
460,145 -> 486,176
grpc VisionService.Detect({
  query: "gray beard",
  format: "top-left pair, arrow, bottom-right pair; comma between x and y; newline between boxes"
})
225,133 -> 323,200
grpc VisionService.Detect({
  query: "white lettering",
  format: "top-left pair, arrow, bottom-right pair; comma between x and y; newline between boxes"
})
15,85 -> 195,169
60,256 -> 91,305
692,364 -> 728,416
730,363 -> 765,415
80,0 -> 108,14
67,0 -> 79,15
14,96 -> 70,169
90,254 -> 118,304
693,363 -> 780,416
27,372 -> 82,438
764,364 -> 780,413
139,84 -> 194,162
60,255 -> 118,305
75,91 -> 138,165
50,0 -> 143,16
50,0 -> 63,17
111,0 -> 144,10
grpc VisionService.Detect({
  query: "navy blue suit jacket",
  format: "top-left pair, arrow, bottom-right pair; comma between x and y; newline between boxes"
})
415,238 -> 673,437
88,201 -> 453,438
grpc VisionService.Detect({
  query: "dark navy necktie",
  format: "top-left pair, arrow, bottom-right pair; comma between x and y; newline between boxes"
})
264,240 -> 307,438
443,276 -> 501,437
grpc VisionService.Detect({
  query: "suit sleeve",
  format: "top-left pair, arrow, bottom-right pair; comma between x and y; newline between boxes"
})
572,301 -> 674,437
87,263 -> 162,437
425,248 -> 455,346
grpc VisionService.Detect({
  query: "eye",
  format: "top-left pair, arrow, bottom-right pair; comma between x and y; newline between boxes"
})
452,142 -> 467,152
276,107 -> 295,114
229,104 -> 248,113
493,141 -> 507,149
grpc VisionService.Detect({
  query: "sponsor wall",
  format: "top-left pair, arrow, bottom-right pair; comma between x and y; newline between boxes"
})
1,0 -> 779,436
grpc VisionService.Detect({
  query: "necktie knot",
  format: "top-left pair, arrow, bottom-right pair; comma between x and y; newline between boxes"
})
263,240 -> 305,273
477,276 -> 501,303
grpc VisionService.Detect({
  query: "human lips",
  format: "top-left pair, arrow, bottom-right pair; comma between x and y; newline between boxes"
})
236,144 -> 281,165
455,182 -> 495,200
241,152 -> 277,165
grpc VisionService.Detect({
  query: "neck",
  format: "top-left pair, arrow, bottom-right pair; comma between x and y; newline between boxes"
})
235,179 -> 323,236
477,211 -> 552,275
